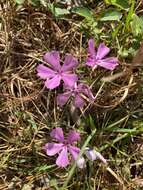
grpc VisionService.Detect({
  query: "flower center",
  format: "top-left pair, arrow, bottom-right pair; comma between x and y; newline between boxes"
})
64,140 -> 69,145
58,70 -> 64,77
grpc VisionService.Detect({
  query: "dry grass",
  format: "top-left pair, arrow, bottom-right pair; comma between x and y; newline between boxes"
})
0,0 -> 143,189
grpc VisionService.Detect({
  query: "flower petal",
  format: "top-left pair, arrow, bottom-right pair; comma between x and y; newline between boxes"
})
61,55 -> 78,72
96,43 -> 110,60
45,75 -> 61,89
67,130 -> 80,144
57,91 -> 71,107
44,51 -> 61,71
62,73 -> 78,87
56,146 -> 69,167
37,64 -> 56,79
76,157 -> 86,169
68,145 -> 80,160
78,84 -> 95,101
44,143 -> 63,156
95,151 -> 107,164
97,57 -> 118,70
86,39 -> 97,68
74,94 -> 85,108
88,39 -> 96,56
50,127 -> 64,142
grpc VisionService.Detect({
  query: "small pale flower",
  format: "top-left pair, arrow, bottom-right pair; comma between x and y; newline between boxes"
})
44,127 -> 80,168
57,83 -> 95,108
85,148 -> 97,161
85,147 -> 107,164
76,147 -> 107,169
37,51 -> 78,89
76,157 -> 86,169
86,39 -> 118,70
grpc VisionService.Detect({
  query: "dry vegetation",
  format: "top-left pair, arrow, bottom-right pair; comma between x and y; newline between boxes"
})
0,0 -> 143,189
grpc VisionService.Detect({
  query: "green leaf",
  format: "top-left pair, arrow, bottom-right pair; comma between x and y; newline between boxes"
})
72,7 -> 100,34
118,47 -> 136,58
28,119 -> 37,129
72,7 -> 93,20
48,3 -> 70,17
40,0 -> 47,7
140,16 -> 143,22
100,10 -> 122,21
131,14 -> 143,36
124,0 -> 135,30
104,0 -> 129,10
37,164 -> 55,172
89,115 -> 96,130
30,0 -> 40,6
15,0 -> 25,4
112,23 -> 122,38
50,179 -> 59,190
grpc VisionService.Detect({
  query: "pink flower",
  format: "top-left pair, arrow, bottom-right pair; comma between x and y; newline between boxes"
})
44,127 -> 80,168
57,83 -> 95,108
37,51 -> 78,89
86,39 -> 118,70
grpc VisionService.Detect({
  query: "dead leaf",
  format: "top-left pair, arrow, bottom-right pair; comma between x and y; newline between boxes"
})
132,178 -> 143,187
132,43 -> 143,66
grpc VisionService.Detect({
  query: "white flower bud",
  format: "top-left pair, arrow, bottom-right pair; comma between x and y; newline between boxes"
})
76,157 -> 86,169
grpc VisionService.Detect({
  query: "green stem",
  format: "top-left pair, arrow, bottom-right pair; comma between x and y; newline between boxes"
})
99,127 -> 142,152
61,128 -> 97,189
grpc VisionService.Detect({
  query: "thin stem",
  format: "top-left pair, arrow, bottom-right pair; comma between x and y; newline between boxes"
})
61,127 -> 97,189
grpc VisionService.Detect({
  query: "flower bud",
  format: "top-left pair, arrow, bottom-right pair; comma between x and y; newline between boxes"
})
76,157 -> 86,169
85,148 -> 97,161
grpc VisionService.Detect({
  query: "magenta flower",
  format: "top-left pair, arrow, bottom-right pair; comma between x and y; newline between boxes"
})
37,51 -> 78,89
86,39 -> 118,70
57,83 -> 95,108
44,127 -> 80,168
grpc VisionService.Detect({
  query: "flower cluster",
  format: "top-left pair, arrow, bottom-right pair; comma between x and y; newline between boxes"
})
38,39 -> 118,168
37,39 -> 118,108
44,127 -> 107,168
57,83 -> 95,108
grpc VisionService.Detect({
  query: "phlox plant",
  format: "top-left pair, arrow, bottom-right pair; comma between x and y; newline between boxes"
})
37,39 -> 118,168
